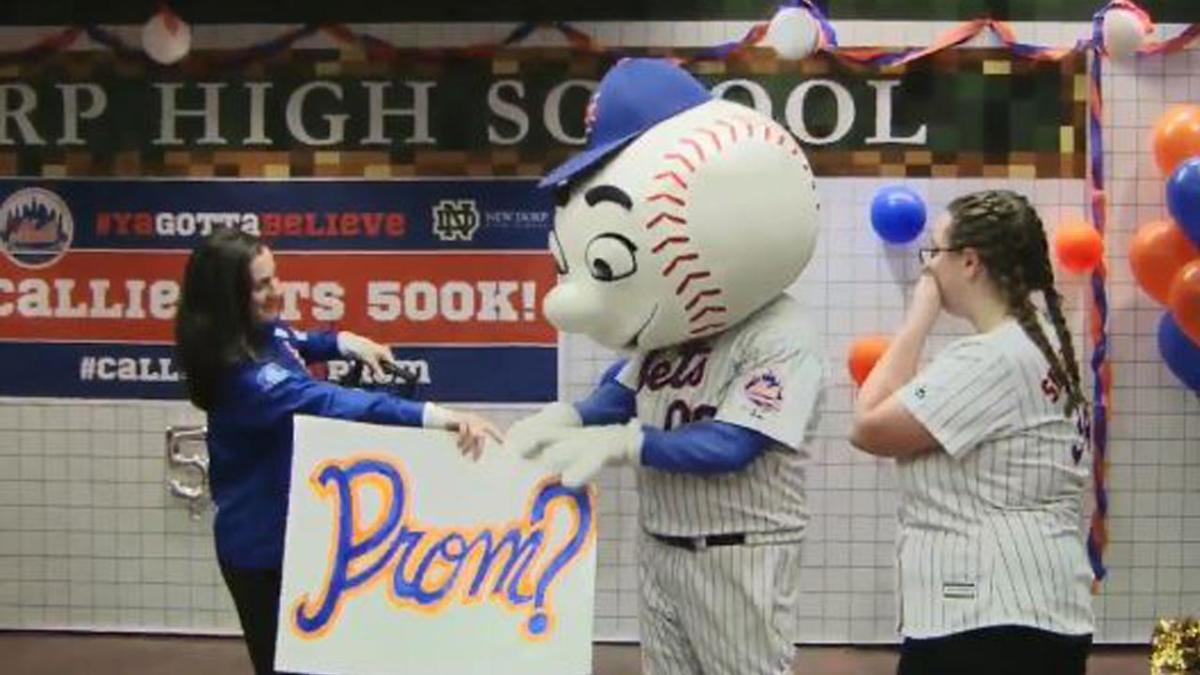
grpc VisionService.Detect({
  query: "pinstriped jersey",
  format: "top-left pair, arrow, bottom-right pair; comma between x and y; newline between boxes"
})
895,318 -> 1094,638
617,294 -> 824,537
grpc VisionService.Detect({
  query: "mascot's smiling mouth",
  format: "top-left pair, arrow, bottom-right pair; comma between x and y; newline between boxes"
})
625,304 -> 659,349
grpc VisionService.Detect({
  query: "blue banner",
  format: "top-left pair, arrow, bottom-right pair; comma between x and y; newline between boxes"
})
0,179 -> 558,402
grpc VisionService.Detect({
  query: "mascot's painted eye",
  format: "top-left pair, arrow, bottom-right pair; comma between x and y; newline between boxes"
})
585,233 -> 638,282
549,230 -> 569,275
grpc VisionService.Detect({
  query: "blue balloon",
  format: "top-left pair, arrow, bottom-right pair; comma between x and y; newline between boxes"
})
870,185 -> 927,244
1166,157 -> 1200,248
1158,313 -> 1200,393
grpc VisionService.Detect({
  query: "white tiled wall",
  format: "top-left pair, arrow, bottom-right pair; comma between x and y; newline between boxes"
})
1090,44 -> 1200,643
0,401 -> 234,632
0,19 -> 1197,645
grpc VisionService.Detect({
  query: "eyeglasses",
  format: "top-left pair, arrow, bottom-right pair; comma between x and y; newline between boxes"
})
917,246 -> 963,265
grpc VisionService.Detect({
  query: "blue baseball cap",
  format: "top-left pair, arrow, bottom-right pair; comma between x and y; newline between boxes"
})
538,58 -> 713,189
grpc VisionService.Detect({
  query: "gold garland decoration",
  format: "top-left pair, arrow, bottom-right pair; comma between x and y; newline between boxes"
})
1152,618 -> 1200,674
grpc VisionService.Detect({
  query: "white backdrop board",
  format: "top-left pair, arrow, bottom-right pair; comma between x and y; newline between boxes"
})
276,416 -> 597,675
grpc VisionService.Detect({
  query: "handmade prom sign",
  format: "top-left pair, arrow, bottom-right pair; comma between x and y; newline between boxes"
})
276,416 -> 596,675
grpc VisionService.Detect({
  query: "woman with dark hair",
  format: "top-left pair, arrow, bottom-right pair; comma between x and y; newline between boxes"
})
175,228 -> 500,675
849,190 -> 1093,675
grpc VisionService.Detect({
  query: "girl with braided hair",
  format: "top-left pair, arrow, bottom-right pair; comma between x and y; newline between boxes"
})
850,190 -> 1093,675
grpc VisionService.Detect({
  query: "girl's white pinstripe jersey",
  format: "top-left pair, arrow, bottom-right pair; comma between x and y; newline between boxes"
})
616,294 -> 824,538
895,317 -> 1094,639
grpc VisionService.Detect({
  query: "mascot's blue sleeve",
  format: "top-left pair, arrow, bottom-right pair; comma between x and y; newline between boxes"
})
641,421 -> 772,474
574,360 -> 637,425
575,360 -> 772,474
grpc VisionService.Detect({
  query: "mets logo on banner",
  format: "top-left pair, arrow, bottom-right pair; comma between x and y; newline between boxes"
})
0,187 -> 74,269
742,368 -> 784,416
432,199 -> 481,242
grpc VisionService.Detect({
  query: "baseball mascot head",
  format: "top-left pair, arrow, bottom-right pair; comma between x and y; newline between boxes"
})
539,58 -> 819,351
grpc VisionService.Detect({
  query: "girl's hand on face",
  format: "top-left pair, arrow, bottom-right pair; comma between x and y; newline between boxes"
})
909,271 -> 943,329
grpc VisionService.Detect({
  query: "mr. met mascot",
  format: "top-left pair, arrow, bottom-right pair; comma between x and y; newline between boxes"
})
507,58 -> 823,675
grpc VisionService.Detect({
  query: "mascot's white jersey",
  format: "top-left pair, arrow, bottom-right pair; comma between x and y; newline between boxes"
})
617,294 -> 823,537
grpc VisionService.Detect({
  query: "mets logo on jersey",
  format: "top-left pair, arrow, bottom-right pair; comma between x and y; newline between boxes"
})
742,369 -> 783,416
0,187 -> 74,269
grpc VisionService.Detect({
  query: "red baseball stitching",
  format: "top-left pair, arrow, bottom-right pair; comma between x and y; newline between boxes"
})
684,288 -> 722,311
642,112 -> 807,338
663,152 -> 695,173
715,119 -> 738,143
647,193 -> 686,207
646,212 -> 686,230
674,271 -> 711,296
662,253 -> 699,276
681,138 -> 706,163
689,305 -> 728,322
651,236 -> 691,253
732,113 -> 756,138
697,127 -> 723,152
654,171 -> 688,190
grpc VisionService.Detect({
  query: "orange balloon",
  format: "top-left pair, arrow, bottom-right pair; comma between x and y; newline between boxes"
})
1168,260 -> 1200,345
1153,104 -> 1200,176
1053,221 -> 1104,273
848,335 -> 889,387
1129,220 -> 1200,305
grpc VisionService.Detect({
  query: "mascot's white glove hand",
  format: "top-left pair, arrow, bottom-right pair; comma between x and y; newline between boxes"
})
521,421 -> 643,488
336,331 -> 398,380
503,402 -> 582,458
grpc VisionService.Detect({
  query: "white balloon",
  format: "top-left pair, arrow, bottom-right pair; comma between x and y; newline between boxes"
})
142,11 -> 192,65
1102,8 -> 1145,61
766,7 -> 820,61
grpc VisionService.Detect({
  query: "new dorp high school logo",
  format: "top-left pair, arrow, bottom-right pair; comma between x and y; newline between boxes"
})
432,198 -> 481,242
0,187 -> 74,269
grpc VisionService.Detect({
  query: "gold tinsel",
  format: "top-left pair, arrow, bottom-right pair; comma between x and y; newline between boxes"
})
1152,618 -> 1200,674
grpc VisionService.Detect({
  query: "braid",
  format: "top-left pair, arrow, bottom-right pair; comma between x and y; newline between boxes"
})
1022,207 -> 1087,417
1042,287 -> 1085,416
1012,297 -> 1081,416
947,190 -> 1086,417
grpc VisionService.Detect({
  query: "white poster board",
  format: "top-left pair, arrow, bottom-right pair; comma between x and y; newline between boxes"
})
276,416 -> 597,675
